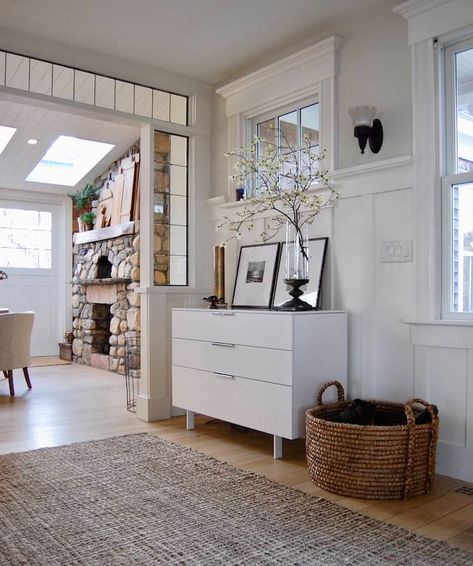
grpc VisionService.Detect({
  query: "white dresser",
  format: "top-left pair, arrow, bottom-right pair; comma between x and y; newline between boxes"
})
171,308 -> 347,458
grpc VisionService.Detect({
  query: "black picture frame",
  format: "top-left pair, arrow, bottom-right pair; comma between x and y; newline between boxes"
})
232,242 -> 281,309
271,237 -> 328,309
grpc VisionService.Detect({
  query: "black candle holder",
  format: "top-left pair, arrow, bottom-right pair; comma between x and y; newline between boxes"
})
275,279 -> 313,311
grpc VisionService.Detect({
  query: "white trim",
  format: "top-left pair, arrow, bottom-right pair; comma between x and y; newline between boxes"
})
393,0 -> 449,20
216,36 -> 341,118
216,37 -> 341,100
405,319 -> 473,327
331,155 -> 413,180
394,0 -> 473,46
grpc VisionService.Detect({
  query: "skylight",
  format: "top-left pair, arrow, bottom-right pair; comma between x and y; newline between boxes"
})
0,126 -> 17,155
26,135 -> 115,186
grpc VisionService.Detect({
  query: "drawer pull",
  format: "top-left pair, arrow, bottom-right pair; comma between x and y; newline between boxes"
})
213,372 -> 235,380
211,342 -> 235,348
210,311 -> 235,316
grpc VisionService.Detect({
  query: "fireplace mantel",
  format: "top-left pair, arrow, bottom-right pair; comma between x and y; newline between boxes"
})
73,221 -> 136,245
79,277 -> 132,286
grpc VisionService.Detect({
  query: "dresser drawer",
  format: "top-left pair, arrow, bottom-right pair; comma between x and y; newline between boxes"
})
172,338 -> 292,386
172,310 -> 292,350
172,366 -> 293,438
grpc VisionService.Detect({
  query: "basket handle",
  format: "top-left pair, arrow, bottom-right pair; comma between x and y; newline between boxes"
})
316,381 -> 345,406
405,398 -> 437,420
402,399 -> 439,499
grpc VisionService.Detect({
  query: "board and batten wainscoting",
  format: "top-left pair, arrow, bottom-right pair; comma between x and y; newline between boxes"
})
407,320 -> 473,483
171,308 -> 347,458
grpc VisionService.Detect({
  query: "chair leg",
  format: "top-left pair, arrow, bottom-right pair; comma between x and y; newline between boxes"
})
23,367 -> 32,390
7,370 -> 14,397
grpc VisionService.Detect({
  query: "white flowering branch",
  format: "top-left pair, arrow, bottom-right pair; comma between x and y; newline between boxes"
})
217,133 -> 339,252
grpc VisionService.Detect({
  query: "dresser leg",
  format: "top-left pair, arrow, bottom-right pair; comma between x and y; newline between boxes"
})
186,410 -> 195,430
273,435 -> 282,459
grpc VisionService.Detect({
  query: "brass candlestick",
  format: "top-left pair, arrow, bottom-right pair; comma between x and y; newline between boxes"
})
213,245 -> 225,301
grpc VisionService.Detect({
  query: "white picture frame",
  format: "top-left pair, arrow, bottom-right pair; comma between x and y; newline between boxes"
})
232,243 -> 280,309
272,237 -> 328,309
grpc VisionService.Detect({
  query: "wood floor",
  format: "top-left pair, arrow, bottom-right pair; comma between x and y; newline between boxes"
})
1,363 -> 473,554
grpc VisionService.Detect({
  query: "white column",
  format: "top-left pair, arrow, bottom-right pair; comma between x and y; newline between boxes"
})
136,124 -> 172,422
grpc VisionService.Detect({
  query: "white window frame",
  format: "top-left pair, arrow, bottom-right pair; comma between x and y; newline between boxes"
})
216,36 -> 340,202
249,95 -> 320,147
247,95 -> 321,196
441,36 -> 473,319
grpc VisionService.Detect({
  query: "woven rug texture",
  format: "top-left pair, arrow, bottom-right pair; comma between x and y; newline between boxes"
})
0,433 -> 471,565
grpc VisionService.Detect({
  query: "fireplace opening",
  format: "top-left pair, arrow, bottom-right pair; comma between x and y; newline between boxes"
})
90,304 -> 112,354
97,256 -> 112,279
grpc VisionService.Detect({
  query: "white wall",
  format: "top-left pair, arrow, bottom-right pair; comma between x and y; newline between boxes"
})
209,0 -> 473,482
210,3 -> 414,397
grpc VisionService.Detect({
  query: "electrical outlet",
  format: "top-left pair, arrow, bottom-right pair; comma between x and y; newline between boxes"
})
380,239 -> 413,263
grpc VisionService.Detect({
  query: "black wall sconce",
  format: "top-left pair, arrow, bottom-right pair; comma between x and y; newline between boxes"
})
348,105 -> 383,155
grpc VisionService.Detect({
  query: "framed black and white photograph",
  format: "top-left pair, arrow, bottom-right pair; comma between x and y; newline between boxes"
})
232,243 -> 280,309
272,237 -> 328,309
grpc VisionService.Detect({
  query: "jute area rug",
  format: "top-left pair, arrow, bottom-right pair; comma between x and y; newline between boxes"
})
0,434 -> 471,566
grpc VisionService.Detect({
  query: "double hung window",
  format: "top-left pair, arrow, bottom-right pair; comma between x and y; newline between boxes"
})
443,38 -> 473,316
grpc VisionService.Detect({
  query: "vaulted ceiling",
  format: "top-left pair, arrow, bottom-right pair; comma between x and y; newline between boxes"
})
1,0 -> 389,84
0,98 -> 139,193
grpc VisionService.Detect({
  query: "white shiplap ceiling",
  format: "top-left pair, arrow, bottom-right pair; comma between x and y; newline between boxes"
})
0,0 -> 389,84
0,98 -> 140,194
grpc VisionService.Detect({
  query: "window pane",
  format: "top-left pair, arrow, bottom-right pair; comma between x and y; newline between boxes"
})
0,207 -> 52,269
153,131 -> 188,286
301,104 -> 319,147
278,110 -> 298,152
257,119 -> 276,157
451,182 -> 473,312
456,48 -> 473,173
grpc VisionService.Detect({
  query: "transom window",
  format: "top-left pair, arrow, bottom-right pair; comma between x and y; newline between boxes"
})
443,38 -> 473,317
256,102 -> 319,157
0,206 -> 52,269
251,100 -> 320,193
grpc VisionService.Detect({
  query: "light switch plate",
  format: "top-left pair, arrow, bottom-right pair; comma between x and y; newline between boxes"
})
380,239 -> 413,263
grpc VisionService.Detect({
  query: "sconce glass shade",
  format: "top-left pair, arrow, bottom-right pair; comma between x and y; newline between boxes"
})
348,105 -> 377,127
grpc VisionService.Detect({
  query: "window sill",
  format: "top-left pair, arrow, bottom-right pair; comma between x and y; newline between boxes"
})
404,319 -> 473,327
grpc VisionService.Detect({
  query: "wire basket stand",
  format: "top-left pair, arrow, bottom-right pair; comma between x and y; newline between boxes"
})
124,334 -> 141,413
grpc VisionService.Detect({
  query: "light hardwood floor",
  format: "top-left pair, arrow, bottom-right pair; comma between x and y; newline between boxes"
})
1,363 -> 473,553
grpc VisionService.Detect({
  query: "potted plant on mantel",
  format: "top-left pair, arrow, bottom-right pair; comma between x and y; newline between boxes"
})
218,131 -> 339,310
69,184 -> 99,232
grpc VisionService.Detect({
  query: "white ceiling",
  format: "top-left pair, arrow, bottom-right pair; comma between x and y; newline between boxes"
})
1,0 -> 388,84
0,98 -> 139,193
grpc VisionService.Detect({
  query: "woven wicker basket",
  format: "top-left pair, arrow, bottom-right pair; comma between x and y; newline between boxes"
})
305,381 -> 439,500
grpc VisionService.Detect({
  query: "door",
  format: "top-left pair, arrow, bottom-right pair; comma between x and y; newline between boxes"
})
0,200 -> 63,356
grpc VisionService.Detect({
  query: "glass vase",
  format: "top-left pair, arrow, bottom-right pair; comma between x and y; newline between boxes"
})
277,221 -> 312,311
284,221 -> 309,280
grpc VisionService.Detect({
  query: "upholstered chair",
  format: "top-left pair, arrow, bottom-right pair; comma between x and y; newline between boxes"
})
0,312 -> 35,396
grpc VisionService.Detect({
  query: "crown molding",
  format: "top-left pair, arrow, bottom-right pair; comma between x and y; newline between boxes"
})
393,0 -> 450,20
394,0 -> 473,45
216,36 -> 342,100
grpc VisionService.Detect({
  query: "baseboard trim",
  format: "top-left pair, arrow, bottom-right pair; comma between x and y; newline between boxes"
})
136,394 -> 171,422
436,441 -> 473,482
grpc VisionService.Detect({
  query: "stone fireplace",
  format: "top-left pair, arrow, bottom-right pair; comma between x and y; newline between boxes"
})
72,231 -> 140,374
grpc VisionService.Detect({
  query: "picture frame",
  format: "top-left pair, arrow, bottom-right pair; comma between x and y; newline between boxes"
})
272,237 -> 328,309
232,243 -> 280,309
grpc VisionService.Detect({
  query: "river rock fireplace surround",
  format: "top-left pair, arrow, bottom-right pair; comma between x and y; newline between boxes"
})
71,226 -> 140,374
